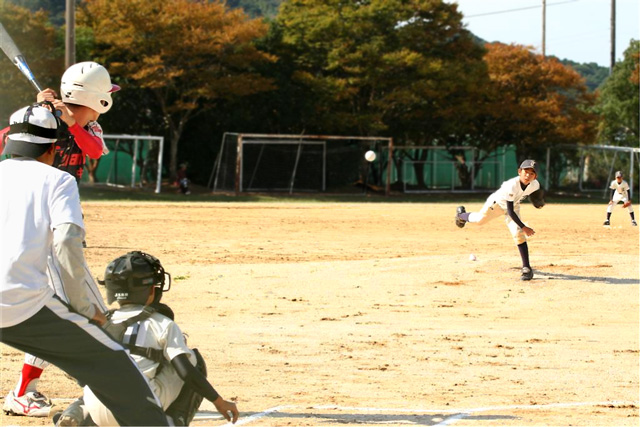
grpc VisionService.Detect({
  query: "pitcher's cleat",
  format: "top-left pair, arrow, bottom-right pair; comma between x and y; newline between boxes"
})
2,390 -> 52,417
521,267 -> 533,281
455,206 -> 467,228
603,220 -> 610,226
632,220 -> 637,226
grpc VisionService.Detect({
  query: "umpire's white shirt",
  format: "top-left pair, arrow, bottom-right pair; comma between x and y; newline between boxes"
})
489,176 -> 540,210
0,158 -> 83,327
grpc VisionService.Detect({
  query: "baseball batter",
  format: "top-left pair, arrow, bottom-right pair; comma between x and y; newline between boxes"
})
603,170 -> 636,226
54,251 -> 239,426
455,159 -> 545,281
0,105 -> 170,426
2,62 -> 117,417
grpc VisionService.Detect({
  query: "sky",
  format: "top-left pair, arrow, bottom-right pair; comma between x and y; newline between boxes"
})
448,0 -> 639,67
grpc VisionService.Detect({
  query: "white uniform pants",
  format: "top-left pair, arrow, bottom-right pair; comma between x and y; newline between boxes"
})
468,199 -> 527,245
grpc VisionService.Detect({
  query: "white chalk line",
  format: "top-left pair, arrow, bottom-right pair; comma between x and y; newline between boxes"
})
204,400 -> 639,426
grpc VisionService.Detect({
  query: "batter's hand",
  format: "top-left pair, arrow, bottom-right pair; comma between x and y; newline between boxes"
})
522,226 -> 535,237
50,99 -> 77,127
37,88 -> 58,103
213,396 -> 239,424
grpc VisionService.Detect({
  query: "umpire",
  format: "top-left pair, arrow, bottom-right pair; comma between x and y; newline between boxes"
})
0,104 -> 171,426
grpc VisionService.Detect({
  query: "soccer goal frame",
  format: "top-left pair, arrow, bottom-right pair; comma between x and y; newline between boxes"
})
209,133 -> 394,195
542,144 -> 639,199
100,134 -> 165,193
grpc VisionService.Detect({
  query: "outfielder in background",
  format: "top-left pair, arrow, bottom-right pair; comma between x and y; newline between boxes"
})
603,170 -> 637,227
455,159 -> 546,281
54,251 -> 239,426
2,61 -> 118,418
0,105 -> 170,426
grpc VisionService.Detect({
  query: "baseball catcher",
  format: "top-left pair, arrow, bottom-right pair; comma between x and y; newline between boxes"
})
53,251 -> 239,426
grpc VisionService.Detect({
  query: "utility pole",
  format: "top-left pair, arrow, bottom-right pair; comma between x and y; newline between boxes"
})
610,0 -> 616,74
542,0 -> 546,57
65,0 -> 75,69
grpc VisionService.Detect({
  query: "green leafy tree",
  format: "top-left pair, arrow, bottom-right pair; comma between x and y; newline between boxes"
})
0,2 -> 63,126
559,59 -> 609,92
273,0 -> 486,138
596,39 -> 639,146
78,0 -> 275,178
271,0 -> 488,188
227,0 -> 283,18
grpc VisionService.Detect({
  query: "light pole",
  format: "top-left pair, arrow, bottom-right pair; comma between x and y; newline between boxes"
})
65,0 -> 75,68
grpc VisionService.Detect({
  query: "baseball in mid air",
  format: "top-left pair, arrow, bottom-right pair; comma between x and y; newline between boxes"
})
365,150 -> 376,162
469,254 -> 477,261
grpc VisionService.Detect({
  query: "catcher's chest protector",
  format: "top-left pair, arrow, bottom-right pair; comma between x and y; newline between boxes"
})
106,306 -> 165,364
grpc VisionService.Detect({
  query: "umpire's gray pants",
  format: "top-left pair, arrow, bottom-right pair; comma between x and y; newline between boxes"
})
0,297 -> 172,427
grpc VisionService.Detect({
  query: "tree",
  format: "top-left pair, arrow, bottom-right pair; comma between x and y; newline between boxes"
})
78,0 -> 275,178
476,43 -> 597,164
271,0 -> 489,188
272,0 -> 487,138
0,3 -> 63,126
559,59 -> 609,92
596,39 -> 639,146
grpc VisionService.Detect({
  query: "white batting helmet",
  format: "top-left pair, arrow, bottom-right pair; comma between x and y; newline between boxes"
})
60,62 -> 120,114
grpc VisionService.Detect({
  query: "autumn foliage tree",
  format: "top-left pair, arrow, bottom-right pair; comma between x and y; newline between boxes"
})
478,43 -> 597,163
78,0 -> 275,178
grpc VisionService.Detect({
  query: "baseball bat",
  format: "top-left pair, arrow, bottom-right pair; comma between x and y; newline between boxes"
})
0,21 -> 43,92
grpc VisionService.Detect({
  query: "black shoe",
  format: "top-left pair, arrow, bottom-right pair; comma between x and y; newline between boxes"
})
603,220 -> 610,226
455,206 -> 467,228
521,267 -> 533,281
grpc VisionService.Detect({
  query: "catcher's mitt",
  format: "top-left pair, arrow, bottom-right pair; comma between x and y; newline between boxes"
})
529,189 -> 545,209
623,201 -> 631,208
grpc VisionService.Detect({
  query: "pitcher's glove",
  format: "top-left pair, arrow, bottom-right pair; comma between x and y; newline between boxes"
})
623,201 -> 631,208
529,189 -> 545,209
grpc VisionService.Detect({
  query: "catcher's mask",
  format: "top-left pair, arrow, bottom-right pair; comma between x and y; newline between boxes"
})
102,251 -> 171,305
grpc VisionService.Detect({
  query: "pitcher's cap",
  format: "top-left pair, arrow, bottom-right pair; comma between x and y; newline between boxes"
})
615,170 -> 623,178
519,159 -> 538,173
3,105 -> 58,158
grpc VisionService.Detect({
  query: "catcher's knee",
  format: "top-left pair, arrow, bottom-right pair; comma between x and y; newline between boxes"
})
165,349 -> 207,426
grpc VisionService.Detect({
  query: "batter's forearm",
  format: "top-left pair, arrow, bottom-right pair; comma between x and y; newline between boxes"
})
52,223 -> 96,319
68,123 -> 103,159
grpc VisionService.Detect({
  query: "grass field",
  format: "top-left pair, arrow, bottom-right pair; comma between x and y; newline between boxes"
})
1,193 -> 638,426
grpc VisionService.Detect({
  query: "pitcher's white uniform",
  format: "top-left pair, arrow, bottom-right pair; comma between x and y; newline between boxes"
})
468,176 -> 540,245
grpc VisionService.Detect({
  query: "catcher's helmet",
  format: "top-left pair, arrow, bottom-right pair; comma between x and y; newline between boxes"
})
103,251 -> 171,305
60,62 -> 120,114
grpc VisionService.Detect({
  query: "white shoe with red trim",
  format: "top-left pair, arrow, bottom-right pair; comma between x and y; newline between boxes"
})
2,390 -> 52,417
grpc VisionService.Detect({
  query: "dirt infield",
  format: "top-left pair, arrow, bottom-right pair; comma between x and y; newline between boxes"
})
1,201 -> 638,426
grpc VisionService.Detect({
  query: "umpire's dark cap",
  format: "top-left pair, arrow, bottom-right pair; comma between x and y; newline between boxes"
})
519,159 -> 538,173
3,105 -> 58,159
